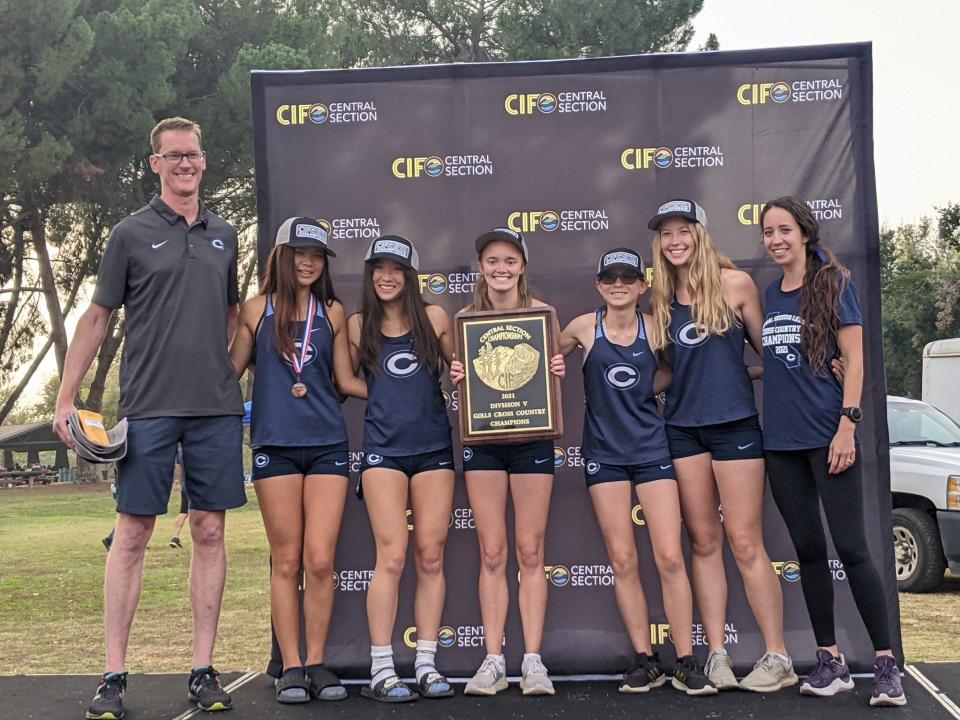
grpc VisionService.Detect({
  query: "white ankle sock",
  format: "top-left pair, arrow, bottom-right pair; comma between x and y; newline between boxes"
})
370,645 -> 394,687
415,639 -> 438,683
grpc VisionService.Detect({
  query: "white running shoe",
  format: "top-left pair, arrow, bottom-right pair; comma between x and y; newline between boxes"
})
520,656 -> 555,696
464,655 -> 508,696
704,649 -> 739,690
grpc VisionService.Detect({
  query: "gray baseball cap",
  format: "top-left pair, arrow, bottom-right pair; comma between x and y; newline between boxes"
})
647,199 -> 708,231
275,216 -> 336,256
475,227 -> 529,262
364,234 -> 420,271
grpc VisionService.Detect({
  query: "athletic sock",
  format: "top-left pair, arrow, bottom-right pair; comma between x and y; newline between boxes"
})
485,653 -> 506,672
370,645 -> 395,688
522,652 -> 542,674
415,639 -> 438,683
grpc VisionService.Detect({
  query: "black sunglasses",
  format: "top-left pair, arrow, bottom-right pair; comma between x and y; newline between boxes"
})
598,271 -> 641,285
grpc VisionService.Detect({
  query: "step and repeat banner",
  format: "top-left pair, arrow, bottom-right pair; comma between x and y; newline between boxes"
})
250,43 -> 899,676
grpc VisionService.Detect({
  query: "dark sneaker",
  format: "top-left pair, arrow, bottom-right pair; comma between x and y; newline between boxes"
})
188,666 -> 232,712
870,655 -> 907,707
619,652 -> 668,693
800,648 -> 855,697
86,672 -> 126,719
169,537 -> 182,549
671,655 -> 718,696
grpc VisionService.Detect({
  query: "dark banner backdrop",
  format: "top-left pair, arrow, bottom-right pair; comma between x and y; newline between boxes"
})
250,43 -> 900,677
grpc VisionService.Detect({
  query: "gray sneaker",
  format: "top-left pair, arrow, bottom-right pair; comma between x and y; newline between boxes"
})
704,650 -> 739,690
464,655 -> 508,696
520,656 -> 555,696
741,652 -> 799,692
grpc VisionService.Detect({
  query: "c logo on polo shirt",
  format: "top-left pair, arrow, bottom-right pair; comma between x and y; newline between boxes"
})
384,350 -> 420,378
604,363 -> 640,390
210,238 -> 225,251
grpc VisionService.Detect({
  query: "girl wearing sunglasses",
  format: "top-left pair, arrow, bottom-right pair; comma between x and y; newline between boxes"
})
558,248 -> 716,696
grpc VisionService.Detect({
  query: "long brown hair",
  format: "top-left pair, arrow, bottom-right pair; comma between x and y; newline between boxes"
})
357,261 -> 443,377
649,220 -> 737,351
760,196 -> 850,376
258,245 -> 338,360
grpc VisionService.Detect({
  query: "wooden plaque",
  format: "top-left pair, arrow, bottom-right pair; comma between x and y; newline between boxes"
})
454,306 -> 563,445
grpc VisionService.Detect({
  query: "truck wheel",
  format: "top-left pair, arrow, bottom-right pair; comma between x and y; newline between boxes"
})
892,508 -> 946,593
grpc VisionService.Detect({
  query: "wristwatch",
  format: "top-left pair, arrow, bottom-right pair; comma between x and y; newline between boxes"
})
840,406 -> 863,423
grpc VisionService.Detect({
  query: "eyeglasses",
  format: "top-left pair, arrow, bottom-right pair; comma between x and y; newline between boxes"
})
599,271 -> 641,285
154,151 -> 206,164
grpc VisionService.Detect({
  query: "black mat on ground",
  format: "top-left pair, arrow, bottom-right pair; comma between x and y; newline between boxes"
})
913,662 -> 960,705
0,672 -> 242,720
0,671 -> 951,720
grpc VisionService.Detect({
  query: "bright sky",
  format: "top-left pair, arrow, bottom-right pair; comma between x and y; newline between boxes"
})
691,0 -> 960,227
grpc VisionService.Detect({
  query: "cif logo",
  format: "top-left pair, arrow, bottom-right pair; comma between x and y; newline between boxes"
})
507,211 -> 559,233
392,156 -> 443,179
384,350 -> 420,378
604,363 -> 640,390
772,560 -> 802,583
504,92 -> 557,115
254,453 -> 270,469
553,446 -> 566,467
631,503 -> 646,527
275,103 -> 328,125
423,273 -> 447,294
674,321 -> 709,348
738,203 -> 765,225
620,147 -> 672,170
332,571 -> 339,590
403,626 -> 458,649
650,623 -> 673,646
737,82 -> 791,105
545,564 -> 570,587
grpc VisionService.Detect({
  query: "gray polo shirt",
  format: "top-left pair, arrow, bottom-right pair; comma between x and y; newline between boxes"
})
93,196 -> 244,420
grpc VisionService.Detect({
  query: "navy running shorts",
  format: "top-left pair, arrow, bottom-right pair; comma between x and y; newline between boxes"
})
360,447 -> 455,477
584,456 -> 677,486
461,440 -> 556,475
252,442 -> 350,481
665,415 -> 765,461
116,416 -> 245,516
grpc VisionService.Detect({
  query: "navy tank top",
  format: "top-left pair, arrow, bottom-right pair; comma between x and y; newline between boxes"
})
663,300 -> 757,427
251,295 -> 348,448
582,309 -> 669,464
363,332 -> 451,456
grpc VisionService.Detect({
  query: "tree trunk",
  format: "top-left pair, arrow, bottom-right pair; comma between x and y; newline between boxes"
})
85,315 -> 124,411
0,222 -> 25,357
25,199 -> 70,376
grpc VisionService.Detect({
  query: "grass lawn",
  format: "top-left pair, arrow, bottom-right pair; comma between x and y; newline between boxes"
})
1,484 -> 958,673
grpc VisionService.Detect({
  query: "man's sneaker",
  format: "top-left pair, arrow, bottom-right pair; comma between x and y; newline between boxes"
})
870,655 -> 907,707
86,672 -> 126,719
188,666 -> 232,711
741,651 -> 799,692
464,655 -> 508,696
169,537 -> 182,549
704,649 -> 739,690
800,648 -> 854,696
520,656 -> 555,696
671,655 -> 718,696
619,652 -> 668,693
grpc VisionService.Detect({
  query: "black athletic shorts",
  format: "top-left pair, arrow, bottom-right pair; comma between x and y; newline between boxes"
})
252,442 -> 350,481
665,415 -> 764,461
462,440 -> 556,475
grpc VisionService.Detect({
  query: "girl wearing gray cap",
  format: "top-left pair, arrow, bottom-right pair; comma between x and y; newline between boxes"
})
347,235 -> 457,702
230,217 -> 365,703
558,247 -> 716,696
648,200 -> 794,693
450,228 -> 566,697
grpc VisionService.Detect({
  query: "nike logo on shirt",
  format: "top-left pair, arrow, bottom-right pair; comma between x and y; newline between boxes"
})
633,351 -> 645,357
738,442 -> 755,450
151,240 -> 169,249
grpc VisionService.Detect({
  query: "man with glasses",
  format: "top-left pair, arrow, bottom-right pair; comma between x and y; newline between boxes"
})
54,117 -> 245,719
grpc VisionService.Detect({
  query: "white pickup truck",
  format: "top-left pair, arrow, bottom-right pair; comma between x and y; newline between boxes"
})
888,395 -> 960,592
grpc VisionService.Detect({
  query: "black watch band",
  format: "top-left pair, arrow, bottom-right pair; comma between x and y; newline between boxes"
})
841,406 -> 863,423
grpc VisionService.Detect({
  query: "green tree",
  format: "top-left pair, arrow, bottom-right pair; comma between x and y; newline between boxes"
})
880,208 -> 960,397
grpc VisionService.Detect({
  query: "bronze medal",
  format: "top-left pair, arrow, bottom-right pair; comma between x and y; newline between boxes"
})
291,382 -> 308,398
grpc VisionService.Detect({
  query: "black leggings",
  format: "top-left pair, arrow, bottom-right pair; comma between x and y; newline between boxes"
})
766,448 -> 891,651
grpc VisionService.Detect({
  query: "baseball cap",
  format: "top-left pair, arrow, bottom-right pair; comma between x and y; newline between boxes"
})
364,234 -> 419,271
647,199 -> 708,231
274,217 -> 336,256
474,227 -> 529,262
597,248 -> 645,276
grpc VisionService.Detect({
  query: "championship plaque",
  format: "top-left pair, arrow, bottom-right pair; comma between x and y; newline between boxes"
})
455,307 -> 563,444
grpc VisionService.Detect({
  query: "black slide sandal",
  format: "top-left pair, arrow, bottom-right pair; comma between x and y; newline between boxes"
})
360,675 -> 418,703
305,665 -> 347,701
